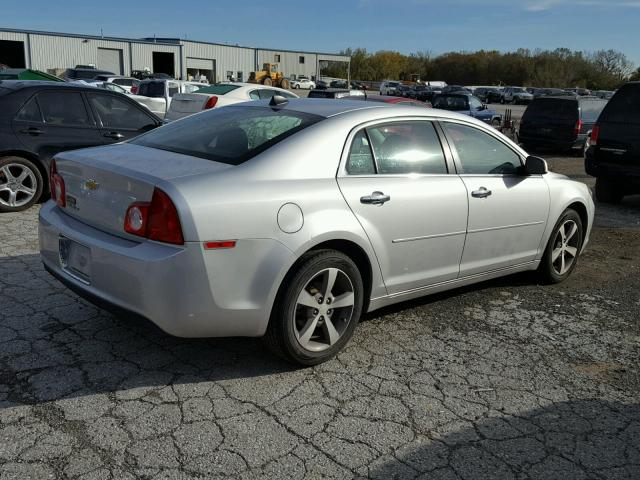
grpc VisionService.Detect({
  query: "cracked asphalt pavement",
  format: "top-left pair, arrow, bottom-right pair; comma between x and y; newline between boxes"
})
1,154 -> 639,479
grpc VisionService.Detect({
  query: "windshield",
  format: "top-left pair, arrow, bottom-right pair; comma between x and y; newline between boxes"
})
132,106 -> 323,165
193,84 -> 240,95
433,95 -> 469,111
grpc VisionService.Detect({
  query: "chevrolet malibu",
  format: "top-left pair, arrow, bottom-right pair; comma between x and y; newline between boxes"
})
39,98 -> 594,365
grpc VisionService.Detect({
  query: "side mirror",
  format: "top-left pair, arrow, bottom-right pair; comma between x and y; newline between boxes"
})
524,156 -> 548,175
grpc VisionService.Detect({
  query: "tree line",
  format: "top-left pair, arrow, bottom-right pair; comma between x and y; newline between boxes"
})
322,48 -> 638,90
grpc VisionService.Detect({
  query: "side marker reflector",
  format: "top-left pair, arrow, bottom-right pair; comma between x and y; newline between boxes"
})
204,240 -> 237,250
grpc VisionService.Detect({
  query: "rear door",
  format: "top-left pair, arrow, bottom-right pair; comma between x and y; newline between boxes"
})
441,121 -> 550,276
12,90 -> 102,165
596,84 -> 640,166
520,98 -> 578,145
85,92 -> 159,143
337,120 -> 468,294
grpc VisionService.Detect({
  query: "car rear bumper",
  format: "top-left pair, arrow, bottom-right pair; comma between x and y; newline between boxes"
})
518,133 -> 583,150
585,150 -> 640,183
39,202 -> 295,338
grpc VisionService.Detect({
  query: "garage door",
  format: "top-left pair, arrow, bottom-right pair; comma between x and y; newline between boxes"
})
97,48 -> 123,75
186,58 -> 214,70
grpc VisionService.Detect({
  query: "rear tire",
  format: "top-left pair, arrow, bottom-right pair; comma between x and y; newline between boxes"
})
280,78 -> 290,89
294,84 -> 300,89
595,178 -> 624,204
262,77 -> 272,86
263,250 -> 364,366
539,209 -> 583,284
0,156 -> 43,213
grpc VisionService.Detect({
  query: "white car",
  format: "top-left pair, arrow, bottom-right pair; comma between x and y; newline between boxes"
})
165,82 -> 298,122
290,78 -> 316,90
379,81 -> 401,96
135,79 -> 207,119
93,75 -> 140,94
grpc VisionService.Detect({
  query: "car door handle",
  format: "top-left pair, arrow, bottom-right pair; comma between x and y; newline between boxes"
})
20,127 -> 44,135
471,187 -> 492,198
360,191 -> 391,205
103,132 -> 125,140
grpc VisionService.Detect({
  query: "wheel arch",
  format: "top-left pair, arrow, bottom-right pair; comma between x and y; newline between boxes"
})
566,201 -> 589,243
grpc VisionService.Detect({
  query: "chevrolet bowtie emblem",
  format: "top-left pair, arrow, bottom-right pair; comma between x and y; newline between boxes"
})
84,179 -> 99,191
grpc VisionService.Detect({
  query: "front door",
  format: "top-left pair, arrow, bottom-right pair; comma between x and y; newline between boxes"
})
337,120 -> 469,295
440,121 -> 550,277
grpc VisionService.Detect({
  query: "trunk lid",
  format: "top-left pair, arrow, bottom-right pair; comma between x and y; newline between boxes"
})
520,98 -> 578,143
54,143 -> 232,237
168,93 -> 210,115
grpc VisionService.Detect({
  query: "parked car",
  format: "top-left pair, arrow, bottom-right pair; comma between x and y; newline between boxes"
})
502,87 -> 534,104
585,82 -> 640,203
39,98 -> 594,365
518,96 -> 608,153
360,94 -> 431,107
62,67 -> 115,81
432,93 -> 502,127
395,84 -> 412,98
566,88 -> 592,97
93,75 -> 140,94
86,81 -> 130,95
533,88 -> 573,98
442,85 -> 470,94
0,80 -> 161,212
407,85 -> 436,102
315,80 -> 330,90
131,70 -> 173,81
308,88 -> 365,99
379,81 -> 401,95
592,90 -> 615,100
165,83 -> 298,122
290,77 -> 316,90
474,87 -> 501,103
135,79 -> 206,118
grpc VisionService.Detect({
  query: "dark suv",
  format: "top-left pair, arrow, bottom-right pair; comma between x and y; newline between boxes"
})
0,81 -> 161,212
62,68 -> 115,81
585,82 -> 640,203
518,96 -> 608,153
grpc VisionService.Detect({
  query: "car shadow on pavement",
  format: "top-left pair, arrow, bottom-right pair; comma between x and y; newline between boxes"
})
368,399 -> 640,479
0,254 -> 301,408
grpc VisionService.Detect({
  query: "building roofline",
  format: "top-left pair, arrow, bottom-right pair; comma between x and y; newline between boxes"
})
0,27 -> 350,60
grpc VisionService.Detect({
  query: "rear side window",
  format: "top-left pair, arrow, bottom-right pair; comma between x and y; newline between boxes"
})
523,99 -> 578,122
15,97 -> 43,122
87,93 -> 156,131
133,106 -> 322,165
37,91 -> 91,127
346,131 -> 376,175
599,84 -> 640,123
366,121 -> 447,175
113,78 -> 134,87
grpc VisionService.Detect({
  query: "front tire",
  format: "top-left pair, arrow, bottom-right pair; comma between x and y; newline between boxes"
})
595,178 -> 624,204
0,156 -> 43,213
539,209 -> 583,284
264,250 -> 364,366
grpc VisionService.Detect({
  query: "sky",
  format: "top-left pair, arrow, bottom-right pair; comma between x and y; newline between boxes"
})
2,0 -> 639,65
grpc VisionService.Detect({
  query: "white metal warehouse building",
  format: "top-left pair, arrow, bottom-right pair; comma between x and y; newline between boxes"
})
0,28 -> 350,83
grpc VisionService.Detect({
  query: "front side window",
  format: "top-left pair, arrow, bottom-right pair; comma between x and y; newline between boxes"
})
133,106 -> 322,165
37,91 -> 91,127
366,121 -> 447,175
442,122 -> 521,175
469,97 -> 483,110
88,93 -> 156,131
15,97 -> 43,123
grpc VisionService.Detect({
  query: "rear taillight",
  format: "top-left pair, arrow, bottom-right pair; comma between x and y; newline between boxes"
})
49,159 -> 66,207
124,188 -> 184,245
204,96 -> 218,109
131,84 -> 138,94
590,125 -> 600,146
574,119 -> 584,136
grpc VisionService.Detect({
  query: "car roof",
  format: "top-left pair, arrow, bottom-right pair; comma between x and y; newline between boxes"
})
0,80 -> 101,91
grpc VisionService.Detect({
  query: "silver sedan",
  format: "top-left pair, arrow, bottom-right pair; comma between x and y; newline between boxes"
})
39,98 -> 594,365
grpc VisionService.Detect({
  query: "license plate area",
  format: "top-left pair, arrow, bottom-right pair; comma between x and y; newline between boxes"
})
59,236 -> 91,284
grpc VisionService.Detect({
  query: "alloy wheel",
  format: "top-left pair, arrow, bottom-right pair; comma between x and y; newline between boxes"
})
294,268 -> 355,352
551,220 -> 580,275
0,163 -> 38,208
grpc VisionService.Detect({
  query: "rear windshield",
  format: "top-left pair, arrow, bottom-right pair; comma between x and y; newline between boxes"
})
523,98 -> 578,121
308,90 -> 339,98
132,106 -> 323,165
192,84 -> 240,95
598,84 -> 640,124
579,100 -> 607,121
138,81 -> 165,97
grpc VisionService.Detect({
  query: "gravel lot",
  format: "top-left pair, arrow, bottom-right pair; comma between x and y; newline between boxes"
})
1,153 -> 639,479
